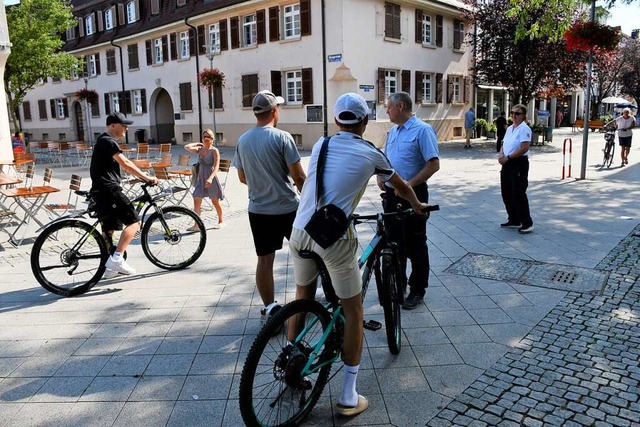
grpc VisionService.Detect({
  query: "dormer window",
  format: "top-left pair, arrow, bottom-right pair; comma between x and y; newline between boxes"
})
127,1 -> 137,23
105,9 -> 114,30
85,15 -> 94,36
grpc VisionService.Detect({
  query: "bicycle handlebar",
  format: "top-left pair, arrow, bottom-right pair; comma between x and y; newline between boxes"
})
352,204 -> 439,223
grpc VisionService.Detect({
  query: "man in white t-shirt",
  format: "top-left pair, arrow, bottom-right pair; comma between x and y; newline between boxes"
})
498,104 -> 534,234
615,107 -> 636,166
290,93 -> 429,418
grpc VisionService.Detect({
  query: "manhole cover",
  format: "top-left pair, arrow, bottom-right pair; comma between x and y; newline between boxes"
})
445,253 -> 533,282
551,271 -> 578,284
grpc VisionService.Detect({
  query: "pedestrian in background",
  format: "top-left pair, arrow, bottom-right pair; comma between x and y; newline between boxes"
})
234,90 -> 306,323
184,129 -> 224,230
464,107 -> 476,149
496,111 -> 508,152
379,92 -> 440,309
615,107 -> 636,166
498,104 -> 533,234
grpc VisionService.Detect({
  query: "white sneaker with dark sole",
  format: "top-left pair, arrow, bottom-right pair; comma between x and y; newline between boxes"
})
105,256 -> 136,275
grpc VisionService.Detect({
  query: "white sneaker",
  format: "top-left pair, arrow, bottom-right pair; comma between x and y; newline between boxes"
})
105,256 -> 136,275
102,268 -> 119,280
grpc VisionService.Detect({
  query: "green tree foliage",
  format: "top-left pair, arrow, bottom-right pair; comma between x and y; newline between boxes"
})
464,0 -> 588,104
5,0 -> 81,131
619,38 -> 640,105
506,0 -> 637,41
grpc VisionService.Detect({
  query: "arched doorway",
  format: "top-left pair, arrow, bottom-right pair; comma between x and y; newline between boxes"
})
74,102 -> 85,142
149,88 -> 175,143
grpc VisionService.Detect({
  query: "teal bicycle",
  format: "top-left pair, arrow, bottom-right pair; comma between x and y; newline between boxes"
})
239,204 -> 439,427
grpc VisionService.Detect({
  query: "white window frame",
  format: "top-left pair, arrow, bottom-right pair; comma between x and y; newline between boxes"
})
89,54 -> 97,77
56,99 -> 65,119
422,73 -> 434,103
283,4 -> 301,39
110,92 -> 120,113
70,65 -> 79,80
132,89 -> 143,114
105,9 -> 114,30
385,70 -> 398,100
66,26 -> 76,40
154,38 -> 163,64
422,14 -> 433,45
285,70 -> 303,104
85,16 -> 94,36
242,14 -> 257,47
126,1 -> 136,23
209,23 -> 220,54
451,76 -> 462,103
179,31 -> 190,59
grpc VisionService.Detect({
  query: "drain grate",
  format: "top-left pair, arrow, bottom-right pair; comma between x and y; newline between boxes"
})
446,253 -> 608,294
551,271 -> 578,284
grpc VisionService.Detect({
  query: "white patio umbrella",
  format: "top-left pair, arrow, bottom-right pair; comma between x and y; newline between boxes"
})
602,96 -> 629,104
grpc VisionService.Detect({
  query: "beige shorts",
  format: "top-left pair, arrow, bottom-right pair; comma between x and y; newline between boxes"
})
289,227 -> 362,299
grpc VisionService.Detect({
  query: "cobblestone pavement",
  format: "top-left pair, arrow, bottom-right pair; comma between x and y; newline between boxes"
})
428,231 -> 640,426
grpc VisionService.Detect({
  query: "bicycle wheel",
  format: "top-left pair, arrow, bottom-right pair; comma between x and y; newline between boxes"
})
31,220 -> 108,297
140,206 -> 206,270
603,142 -> 614,168
380,253 -> 402,354
239,299 -> 334,427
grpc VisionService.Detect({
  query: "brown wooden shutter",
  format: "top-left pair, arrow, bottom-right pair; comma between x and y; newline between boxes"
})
401,69 -> 410,94
38,99 -> 47,119
128,43 -> 139,69
220,20 -> 228,51
435,73 -> 443,103
50,99 -> 56,118
209,86 -> 223,109
118,91 -> 126,112
436,15 -> 443,47
97,11 -> 103,32
453,19 -> 462,50
95,54 -> 101,75
230,17 -> 239,49
189,28 -> 196,56
385,3 -> 401,39
179,83 -> 192,110
301,0 -> 311,36
463,76 -> 469,103
162,36 -> 169,63
242,75 -> 251,108
79,16 -> 85,37
415,71 -> 423,103
104,93 -> 111,114
271,71 -> 282,97
257,9 -> 266,44
302,68 -> 313,104
446,76 -> 453,103
141,89 -> 147,113
377,68 -> 385,103
145,40 -> 152,65
62,99 -> 69,118
269,6 -> 279,41
23,101 -> 32,121
197,25 -> 206,55
170,33 -> 177,60
118,4 -> 124,26
415,10 -> 422,43
124,91 -> 132,114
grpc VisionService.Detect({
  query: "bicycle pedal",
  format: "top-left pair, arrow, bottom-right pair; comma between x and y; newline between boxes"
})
363,320 -> 382,331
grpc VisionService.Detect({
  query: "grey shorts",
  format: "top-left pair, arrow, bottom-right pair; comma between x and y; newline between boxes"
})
289,228 -> 362,299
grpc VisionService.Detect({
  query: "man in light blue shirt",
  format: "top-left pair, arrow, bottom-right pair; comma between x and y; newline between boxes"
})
378,92 -> 440,309
464,107 -> 476,148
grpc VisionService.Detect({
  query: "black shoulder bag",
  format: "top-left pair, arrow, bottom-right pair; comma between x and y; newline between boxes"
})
303,137 -> 350,249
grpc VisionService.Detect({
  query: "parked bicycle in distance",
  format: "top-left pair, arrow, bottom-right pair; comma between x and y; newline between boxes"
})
30,182 -> 207,297
602,121 -> 617,169
238,202 -> 439,427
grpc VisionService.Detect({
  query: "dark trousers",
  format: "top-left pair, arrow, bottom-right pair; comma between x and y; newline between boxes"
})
500,157 -> 533,227
383,184 -> 429,296
497,131 -> 506,152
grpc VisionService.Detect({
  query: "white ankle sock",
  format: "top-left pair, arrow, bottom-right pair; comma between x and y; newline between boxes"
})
339,364 -> 359,407
112,252 -> 123,261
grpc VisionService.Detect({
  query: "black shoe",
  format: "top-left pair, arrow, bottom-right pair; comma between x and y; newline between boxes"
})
518,225 -> 534,234
500,221 -> 521,228
402,293 -> 424,310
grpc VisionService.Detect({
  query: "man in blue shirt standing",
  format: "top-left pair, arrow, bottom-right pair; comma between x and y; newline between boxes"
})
379,92 -> 440,309
464,107 -> 476,149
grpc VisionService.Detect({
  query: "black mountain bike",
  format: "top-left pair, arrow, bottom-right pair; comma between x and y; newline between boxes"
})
30,182 -> 206,297
602,123 -> 616,168
238,204 -> 439,427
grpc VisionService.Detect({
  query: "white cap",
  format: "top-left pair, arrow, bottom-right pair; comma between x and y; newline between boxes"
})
252,90 -> 285,113
334,93 -> 369,125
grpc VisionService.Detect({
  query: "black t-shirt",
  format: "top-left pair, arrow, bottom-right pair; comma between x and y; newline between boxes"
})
90,132 -> 123,191
496,116 -> 508,135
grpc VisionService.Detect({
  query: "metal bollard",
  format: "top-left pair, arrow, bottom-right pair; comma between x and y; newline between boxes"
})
562,138 -> 572,179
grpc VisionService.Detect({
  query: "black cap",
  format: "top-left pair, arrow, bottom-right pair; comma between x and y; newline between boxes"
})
106,112 -> 133,126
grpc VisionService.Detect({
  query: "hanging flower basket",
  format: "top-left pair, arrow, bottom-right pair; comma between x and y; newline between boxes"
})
198,68 -> 226,89
564,21 -> 621,52
75,88 -> 99,104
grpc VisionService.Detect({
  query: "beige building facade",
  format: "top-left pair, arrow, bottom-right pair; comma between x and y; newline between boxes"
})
18,0 -> 472,149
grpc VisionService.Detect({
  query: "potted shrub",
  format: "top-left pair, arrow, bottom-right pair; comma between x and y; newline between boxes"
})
475,118 -> 489,138
529,122 -> 544,145
486,123 -> 497,139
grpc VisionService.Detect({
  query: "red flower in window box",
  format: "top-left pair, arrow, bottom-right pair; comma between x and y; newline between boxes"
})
564,21 -> 621,53
198,68 -> 226,89
75,88 -> 99,104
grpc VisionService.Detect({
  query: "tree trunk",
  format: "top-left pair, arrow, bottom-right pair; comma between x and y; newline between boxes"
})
4,89 -> 21,132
